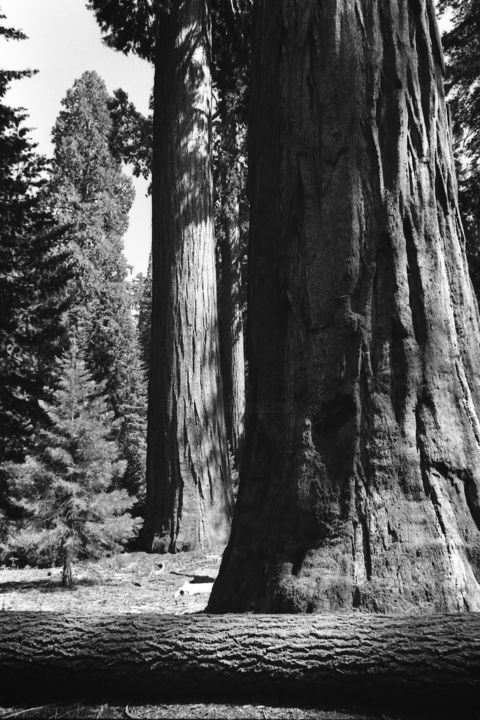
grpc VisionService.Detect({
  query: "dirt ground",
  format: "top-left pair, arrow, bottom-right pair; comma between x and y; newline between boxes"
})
0,550 -> 224,615
0,553 -> 442,720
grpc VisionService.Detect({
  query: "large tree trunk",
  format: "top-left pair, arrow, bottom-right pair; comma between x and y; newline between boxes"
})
1,612 -> 480,716
145,0 -> 233,553
208,0 -> 480,613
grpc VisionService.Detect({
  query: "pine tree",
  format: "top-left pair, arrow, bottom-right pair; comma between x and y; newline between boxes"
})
0,12 -> 73,533
5,339 -> 142,586
48,71 -> 147,505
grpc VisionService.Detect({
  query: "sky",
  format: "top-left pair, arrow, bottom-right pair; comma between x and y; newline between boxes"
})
1,0 -> 154,275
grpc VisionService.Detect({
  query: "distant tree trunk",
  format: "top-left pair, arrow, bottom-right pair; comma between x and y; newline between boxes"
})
218,132 -> 246,467
2,612 -> 480,717
62,544 -> 73,588
208,0 -> 480,613
145,0 -> 233,553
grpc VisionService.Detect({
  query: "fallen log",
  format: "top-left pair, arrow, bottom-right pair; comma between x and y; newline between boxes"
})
0,612 -> 479,716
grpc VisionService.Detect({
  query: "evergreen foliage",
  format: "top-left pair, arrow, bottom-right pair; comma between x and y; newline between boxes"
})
108,88 -> 152,182
47,71 -> 147,507
438,1 -> 480,296
4,339 -> 142,585
86,0 -> 158,61
0,12 -> 73,531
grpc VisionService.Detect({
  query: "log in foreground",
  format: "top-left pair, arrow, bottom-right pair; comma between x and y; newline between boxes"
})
1,613 -> 480,715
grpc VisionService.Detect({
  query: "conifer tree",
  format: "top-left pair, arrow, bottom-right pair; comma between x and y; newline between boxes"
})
48,71 -> 147,504
0,11 -> 73,533
6,339 -> 142,586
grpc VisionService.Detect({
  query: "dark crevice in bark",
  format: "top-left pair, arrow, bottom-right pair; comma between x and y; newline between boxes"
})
415,393 -> 434,498
360,516 -> 372,581
388,521 -> 399,542
175,473 -> 184,551
404,216 -> 427,346
435,160 -> 450,215
464,472 -> 480,533
310,394 -> 357,498
359,350 -> 372,486
414,11 -> 433,139
426,0 -> 446,76
354,466 -> 373,584
312,395 -> 357,438
377,13 -> 401,191
371,235 -> 393,380
391,316 -> 409,425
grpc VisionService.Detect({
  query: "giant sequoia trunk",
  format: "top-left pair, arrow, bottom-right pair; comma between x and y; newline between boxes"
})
208,0 -> 480,613
145,0 -> 233,553
1,612 -> 480,716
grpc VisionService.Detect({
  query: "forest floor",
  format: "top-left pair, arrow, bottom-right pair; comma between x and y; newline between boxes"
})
0,550 -> 220,615
0,551 -> 452,719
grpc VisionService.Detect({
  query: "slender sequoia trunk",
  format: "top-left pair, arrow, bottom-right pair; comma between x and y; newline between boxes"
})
1,612 -> 480,716
208,0 -> 480,612
218,120 -> 246,466
145,0 -> 233,553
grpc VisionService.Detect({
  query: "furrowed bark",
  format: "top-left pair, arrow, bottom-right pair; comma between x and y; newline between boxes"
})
146,0 -> 233,553
208,0 -> 480,612
1,612 -> 479,715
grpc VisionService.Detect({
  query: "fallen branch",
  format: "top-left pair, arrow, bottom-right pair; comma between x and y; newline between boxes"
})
0,612 -> 479,716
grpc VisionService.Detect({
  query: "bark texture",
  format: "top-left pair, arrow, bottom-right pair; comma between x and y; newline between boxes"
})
208,0 -> 480,613
1,612 -> 480,715
146,0 -> 233,552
